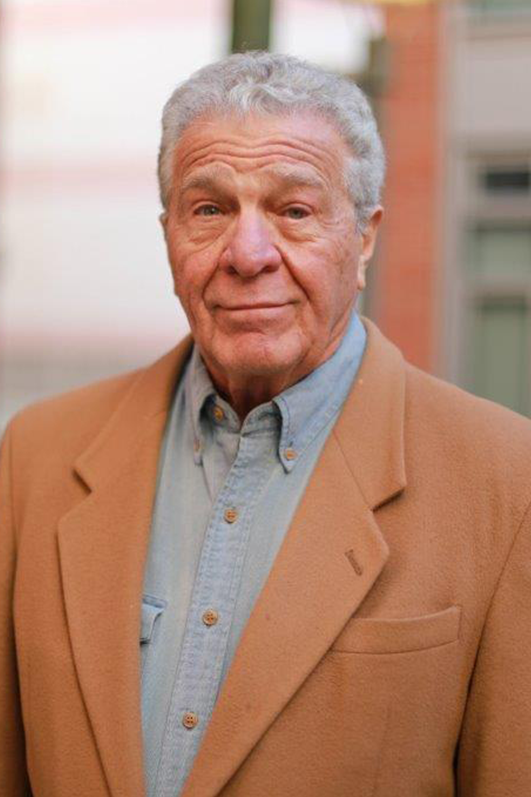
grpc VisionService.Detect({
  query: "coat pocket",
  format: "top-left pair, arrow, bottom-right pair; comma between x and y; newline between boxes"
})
330,605 -> 461,654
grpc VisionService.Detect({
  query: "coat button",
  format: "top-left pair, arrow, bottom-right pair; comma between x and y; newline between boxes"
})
224,508 -> 238,523
284,447 -> 297,461
182,711 -> 198,729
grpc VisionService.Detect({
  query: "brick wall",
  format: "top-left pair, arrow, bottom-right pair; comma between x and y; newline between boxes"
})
375,2 -> 442,372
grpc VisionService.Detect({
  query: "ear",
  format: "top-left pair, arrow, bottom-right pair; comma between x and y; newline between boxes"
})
159,211 -> 168,241
357,206 -> 384,291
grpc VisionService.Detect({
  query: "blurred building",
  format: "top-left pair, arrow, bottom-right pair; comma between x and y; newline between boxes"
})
374,0 -> 531,416
0,0 -> 230,428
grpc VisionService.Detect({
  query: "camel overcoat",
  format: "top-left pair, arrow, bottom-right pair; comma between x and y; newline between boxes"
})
2,319 -> 531,797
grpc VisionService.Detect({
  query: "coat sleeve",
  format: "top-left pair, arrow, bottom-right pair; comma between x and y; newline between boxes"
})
0,423 -> 33,796
456,499 -> 531,795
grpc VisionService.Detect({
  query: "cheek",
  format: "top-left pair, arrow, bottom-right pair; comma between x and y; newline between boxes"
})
324,232 -> 362,301
167,237 -> 218,309
291,233 -> 359,307
328,222 -> 360,270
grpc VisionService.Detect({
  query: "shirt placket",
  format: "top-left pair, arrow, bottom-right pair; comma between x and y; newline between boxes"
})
154,422 -> 273,796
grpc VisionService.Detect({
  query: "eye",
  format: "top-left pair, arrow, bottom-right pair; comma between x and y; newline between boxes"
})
194,204 -> 222,217
283,206 -> 310,220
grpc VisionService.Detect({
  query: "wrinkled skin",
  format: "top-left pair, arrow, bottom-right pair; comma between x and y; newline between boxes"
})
161,111 -> 382,419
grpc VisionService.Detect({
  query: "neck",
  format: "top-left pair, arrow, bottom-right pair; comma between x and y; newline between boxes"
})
212,371 -> 301,421
202,320 -> 352,421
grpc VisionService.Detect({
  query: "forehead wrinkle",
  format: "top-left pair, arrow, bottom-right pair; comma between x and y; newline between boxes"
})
180,151 -> 338,195
176,131 -> 347,177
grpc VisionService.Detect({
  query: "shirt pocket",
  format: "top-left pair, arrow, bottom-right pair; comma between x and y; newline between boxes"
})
140,595 -> 167,677
330,605 -> 461,655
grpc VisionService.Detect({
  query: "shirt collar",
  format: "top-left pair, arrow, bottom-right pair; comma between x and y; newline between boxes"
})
184,311 -> 366,472
184,347 -> 219,464
273,311 -> 366,470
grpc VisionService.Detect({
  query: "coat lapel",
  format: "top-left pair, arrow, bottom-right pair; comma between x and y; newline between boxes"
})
57,340 -> 192,797
182,319 -> 407,797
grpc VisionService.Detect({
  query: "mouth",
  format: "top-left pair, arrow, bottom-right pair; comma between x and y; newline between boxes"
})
218,303 -> 291,311
213,302 -> 294,328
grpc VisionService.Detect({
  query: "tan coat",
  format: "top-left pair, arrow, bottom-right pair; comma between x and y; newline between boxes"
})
2,319 -> 531,797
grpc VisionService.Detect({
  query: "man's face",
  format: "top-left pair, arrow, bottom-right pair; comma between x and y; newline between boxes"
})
163,111 -> 381,388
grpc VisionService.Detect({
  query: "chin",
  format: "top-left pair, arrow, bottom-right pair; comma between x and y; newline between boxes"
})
214,332 -> 307,379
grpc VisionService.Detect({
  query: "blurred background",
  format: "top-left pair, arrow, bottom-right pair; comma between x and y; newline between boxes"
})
1,0 -> 530,429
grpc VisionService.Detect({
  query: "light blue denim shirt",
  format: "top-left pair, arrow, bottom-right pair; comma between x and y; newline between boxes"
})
141,312 -> 367,797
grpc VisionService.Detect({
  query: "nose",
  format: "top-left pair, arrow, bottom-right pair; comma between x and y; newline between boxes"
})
219,211 -> 282,277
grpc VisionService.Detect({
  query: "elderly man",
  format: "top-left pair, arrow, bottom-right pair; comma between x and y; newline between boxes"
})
2,52 -> 531,797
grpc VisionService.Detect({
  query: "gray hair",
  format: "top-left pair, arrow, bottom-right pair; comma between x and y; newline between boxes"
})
158,51 -> 385,229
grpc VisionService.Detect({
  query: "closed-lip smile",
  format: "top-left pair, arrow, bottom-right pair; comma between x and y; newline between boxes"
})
220,303 -> 290,311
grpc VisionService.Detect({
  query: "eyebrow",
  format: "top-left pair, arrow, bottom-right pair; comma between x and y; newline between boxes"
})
179,166 -> 234,197
262,164 -> 327,191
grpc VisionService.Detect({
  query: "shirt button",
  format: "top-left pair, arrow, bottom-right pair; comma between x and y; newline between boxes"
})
182,711 -> 199,730
213,405 -> 225,422
224,507 -> 238,524
284,447 -> 297,461
202,609 -> 219,626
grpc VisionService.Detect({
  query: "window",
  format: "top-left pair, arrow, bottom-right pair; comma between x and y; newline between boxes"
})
464,225 -> 531,414
459,153 -> 531,416
481,165 -> 531,196
469,0 -> 531,14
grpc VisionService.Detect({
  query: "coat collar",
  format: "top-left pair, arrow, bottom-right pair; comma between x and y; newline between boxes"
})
73,338 -> 193,492
333,317 -> 406,510
57,318 -> 406,797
